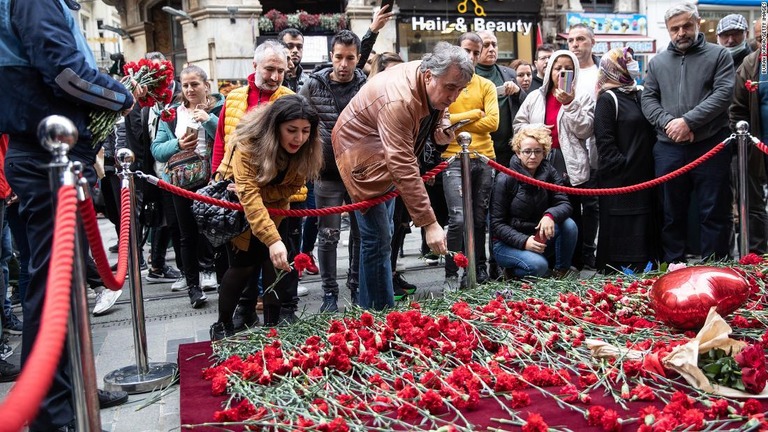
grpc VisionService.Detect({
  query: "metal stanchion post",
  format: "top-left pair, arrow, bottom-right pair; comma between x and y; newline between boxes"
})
736,121 -> 750,258
103,148 -> 178,393
457,132 -> 477,289
39,116 -> 102,432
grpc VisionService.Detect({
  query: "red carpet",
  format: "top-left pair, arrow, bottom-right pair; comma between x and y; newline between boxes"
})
178,341 -> 241,432
178,341 -> 768,430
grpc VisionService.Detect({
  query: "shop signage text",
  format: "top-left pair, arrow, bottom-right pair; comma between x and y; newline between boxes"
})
411,16 -> 533,35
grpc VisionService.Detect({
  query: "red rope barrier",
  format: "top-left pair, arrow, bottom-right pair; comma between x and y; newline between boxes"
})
485,141 -> 728,196
0,186 -> 77,431
753,140 -> 768,156
150,160 -> 450,217
79,188 -> 130,290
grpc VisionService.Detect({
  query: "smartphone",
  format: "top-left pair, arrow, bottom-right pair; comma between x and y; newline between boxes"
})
380,0 -> 395,11
186,125 -> 199,137
496,85 -> 506,97
444,119 -> 471,133
558,70 -> 574,93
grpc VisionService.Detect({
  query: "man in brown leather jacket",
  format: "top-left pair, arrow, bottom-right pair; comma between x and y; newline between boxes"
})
332,42 -> 474,310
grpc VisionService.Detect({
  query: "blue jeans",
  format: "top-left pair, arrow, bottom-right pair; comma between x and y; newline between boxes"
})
355,199 -> 394,310
442,158 -> 494,276
493,218 -> 578,277
1,218 -> 12,320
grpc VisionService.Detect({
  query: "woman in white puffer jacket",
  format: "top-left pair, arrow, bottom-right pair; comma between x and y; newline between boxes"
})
513,50 -> 594,186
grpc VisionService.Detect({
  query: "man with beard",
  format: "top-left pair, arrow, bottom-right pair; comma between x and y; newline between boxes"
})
642,2 -> 734,263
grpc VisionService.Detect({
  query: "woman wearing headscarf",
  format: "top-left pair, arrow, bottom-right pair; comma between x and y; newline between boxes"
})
594,47 -> 659,272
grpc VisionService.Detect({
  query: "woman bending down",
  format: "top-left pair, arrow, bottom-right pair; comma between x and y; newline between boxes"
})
210,95 -> 323,340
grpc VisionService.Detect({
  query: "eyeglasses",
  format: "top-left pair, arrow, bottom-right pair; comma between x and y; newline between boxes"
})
520,149 -> 544,157
537,55 -> 551,61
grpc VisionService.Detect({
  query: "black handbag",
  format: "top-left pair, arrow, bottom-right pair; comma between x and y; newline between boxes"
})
191,180 -> 248,247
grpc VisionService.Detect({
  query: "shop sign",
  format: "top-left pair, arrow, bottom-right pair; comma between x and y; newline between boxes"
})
411,16 -> 533,34
593,39 -> 655,54
566,13 -> 648,35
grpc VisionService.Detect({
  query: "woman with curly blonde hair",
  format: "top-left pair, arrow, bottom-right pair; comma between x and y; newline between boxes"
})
489,125 -> 577,278
210,95 -> 323,339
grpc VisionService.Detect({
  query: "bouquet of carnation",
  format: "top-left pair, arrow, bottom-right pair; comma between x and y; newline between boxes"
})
88,59 -> 175,145
699,344 -> 768,394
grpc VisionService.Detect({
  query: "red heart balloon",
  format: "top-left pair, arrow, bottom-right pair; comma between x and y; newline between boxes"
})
649,266 -> 749,330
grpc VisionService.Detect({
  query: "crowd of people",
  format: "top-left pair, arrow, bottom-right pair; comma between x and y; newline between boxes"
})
0,0 -> 766,429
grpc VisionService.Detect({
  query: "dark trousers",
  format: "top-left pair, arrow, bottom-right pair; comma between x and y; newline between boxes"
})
149,189 -> 182,270
301,181 -> 318,253
7,203 -> 30,301
568,173 -> 599,268
654,131 -> 732,262
171,193 -> 215,288
391,196 -> 410,271
5,155 -> 76,429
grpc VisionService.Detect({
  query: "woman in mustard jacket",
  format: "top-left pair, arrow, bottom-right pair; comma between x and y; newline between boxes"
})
210,95 -> 323,339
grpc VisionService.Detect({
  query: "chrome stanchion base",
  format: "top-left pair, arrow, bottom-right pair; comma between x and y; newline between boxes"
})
103,362 -> 178,394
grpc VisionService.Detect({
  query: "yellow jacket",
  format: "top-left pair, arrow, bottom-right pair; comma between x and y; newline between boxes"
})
216,85 -> 295,179
230,149 -> 306,251
441,74 -> 499,159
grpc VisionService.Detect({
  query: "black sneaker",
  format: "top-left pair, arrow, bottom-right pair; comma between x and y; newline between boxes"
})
393,286 -> 408,301
108,243 -> 119,254
0,342 -> 13,361
145,265 -> 181,283
2,313 -> 22,336
188,285 -> 207,308
278,308 -> 298,326
210,322 -> 235,341
476,266 -> 490,285
422,252 -> 440,266
232,305 -> 259,332
97,389 -> 129,409
393,272 -> 417,295
110,261 -> 148,272
319,293 -> 339,313
488,263 -> 501,281
0,359 -> 20,383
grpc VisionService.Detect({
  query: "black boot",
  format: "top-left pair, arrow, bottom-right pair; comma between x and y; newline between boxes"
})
278,307 -> 298,326
210,322 -> 235,341
262,305 -> 281,327
232,304 -> 259,332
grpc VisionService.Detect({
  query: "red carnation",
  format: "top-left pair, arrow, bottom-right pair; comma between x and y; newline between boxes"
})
741,398 -> 763,416
160,107 -> 176,123
293,252 -> 313,273
522,412 -> 549,432
746,80 -> 759,93
739,252 -> 764,265
453,252 -> 469,269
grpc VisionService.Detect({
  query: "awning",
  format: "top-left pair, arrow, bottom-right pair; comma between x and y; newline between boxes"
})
558,33 -> 656,54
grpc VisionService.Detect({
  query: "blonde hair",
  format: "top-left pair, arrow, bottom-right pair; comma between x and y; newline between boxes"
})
510,125 -> 552,157
230,95 -> 323,184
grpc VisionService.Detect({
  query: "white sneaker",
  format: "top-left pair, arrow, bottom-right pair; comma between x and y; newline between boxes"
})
200,271 -> 218,291
171,277 -> 187,292
93,289 -> 123,316
87,286 -> 101,301
297,285 -> 309,297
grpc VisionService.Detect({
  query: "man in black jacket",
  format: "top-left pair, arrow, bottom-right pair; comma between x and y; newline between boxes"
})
642,2 -> 734,263
0,0 -> 139,429
300,30 -> 368,313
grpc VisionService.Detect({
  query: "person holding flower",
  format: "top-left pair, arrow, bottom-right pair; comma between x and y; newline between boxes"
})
210,95 -> 323,340
490,125 -> 577,278
152,65 -> 224,309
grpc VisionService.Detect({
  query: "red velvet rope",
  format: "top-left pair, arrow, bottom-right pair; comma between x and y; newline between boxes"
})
0,186 -> 76,430
150,160 -> 450,217
753,140 -> 768,156
486,140 -> 728,196
79,187 -> 130,290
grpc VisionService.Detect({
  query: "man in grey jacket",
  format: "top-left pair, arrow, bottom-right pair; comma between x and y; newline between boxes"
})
642,2 -> 734,263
